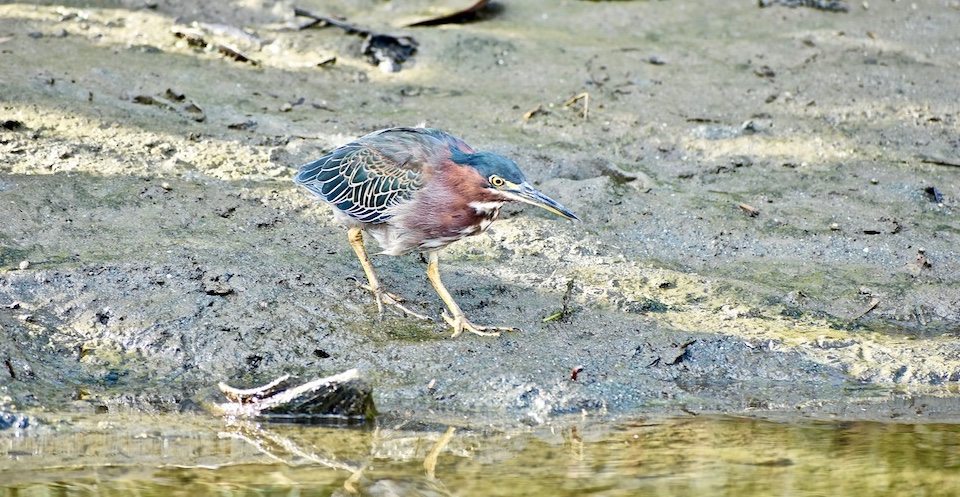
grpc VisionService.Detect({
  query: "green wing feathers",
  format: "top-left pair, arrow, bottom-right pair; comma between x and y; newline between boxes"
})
294,127 -> 477,223
294,142 -> 423,223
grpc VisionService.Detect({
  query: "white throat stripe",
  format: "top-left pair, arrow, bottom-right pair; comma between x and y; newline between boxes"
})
468,201 -> 504,214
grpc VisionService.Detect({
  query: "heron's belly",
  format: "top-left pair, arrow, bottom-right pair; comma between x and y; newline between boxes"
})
364,204 -> 501,256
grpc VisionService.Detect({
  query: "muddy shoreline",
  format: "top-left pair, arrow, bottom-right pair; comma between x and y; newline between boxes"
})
1,0 -> 959,437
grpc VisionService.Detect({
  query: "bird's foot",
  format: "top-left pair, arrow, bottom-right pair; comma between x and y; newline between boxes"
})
441,311 -> 515,338
349,277 -> 430,321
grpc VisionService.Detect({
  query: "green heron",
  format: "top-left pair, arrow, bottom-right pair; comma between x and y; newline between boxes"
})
294,126 -> 579,337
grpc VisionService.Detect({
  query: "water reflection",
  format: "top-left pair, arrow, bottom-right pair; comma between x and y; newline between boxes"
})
2,414 -> 960,496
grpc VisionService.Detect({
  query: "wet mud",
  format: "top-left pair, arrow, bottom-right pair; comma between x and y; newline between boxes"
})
1,0 -> 959,443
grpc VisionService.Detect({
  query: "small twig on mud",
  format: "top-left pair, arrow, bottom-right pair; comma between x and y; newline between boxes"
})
646,339 -> 697,367
219,375 -> 292,404
542,312 -> 563,323
739,203 -> 760,217
758,0 -> 849,12
919,155 -> 960,168
293,8 -> 371,35
316,55 -> 337,67
852,298 -> 880,320
404,0 -> 495,27
218,43 -> 258,65
569,365 -> 584,381
523,103 -> 547,120
543,278 -> 576,323
564,92 -> 589,120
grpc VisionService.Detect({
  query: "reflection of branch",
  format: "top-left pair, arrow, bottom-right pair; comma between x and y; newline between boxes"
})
219,420 -> 362,472
220,420 -> 458,495
423,427 -> 456,480
221,420 -> 370,495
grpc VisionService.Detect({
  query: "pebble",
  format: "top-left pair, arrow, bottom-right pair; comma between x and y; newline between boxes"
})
18,260 -> 30,270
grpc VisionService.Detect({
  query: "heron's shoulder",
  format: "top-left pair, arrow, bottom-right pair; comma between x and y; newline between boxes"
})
358,127 -> 475,159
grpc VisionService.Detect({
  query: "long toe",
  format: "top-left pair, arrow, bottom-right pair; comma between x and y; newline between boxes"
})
352,279 -> 430,321
441,312 -> 515,338
381,292 -> 431,321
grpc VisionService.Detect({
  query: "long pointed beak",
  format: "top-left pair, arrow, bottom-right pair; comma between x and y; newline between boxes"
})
510,182 -> 581,221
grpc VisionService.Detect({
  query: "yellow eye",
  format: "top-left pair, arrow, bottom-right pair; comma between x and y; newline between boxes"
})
489,175 -> 505,187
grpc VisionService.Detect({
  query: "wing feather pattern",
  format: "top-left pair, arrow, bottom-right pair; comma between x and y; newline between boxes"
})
294,127 -> 475,224
295,141 -> 424,224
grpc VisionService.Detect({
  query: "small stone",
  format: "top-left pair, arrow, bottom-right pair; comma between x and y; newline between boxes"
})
1,120 -> 24,131
754,65 -> 776,78
204,275 -> 234,296
18,260 -> 29,270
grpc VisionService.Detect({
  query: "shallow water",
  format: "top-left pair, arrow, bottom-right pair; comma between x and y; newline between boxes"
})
2,0 -> 960,495
3,413 -> 959,496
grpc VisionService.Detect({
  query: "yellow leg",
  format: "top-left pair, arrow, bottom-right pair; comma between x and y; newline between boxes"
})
347,227 -> 428,320
425,251 -> 514,338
